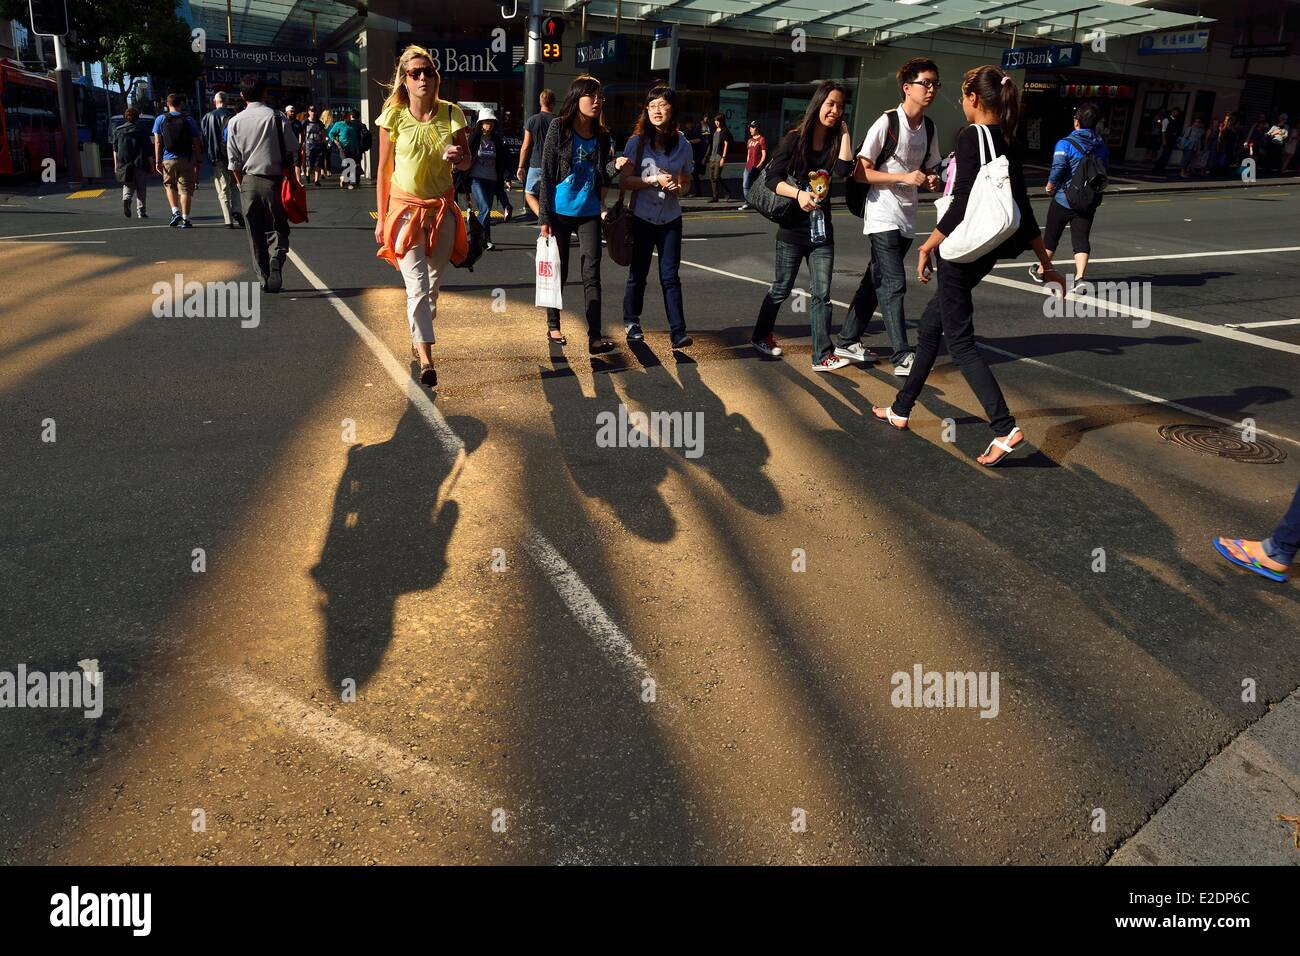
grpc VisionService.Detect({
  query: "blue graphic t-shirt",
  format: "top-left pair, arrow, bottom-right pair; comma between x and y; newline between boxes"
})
553,133 -> 601,218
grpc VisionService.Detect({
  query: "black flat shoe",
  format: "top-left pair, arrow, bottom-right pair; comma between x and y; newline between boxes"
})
589,337 -> 615,354
419,364 -> 437,387
548,331 -> 567,346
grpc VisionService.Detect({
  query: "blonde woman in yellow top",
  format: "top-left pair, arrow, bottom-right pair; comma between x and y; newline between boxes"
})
374,45 -> 472,388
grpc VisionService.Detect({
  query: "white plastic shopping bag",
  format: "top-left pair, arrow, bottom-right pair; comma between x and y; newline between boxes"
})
534,236 -> 563,310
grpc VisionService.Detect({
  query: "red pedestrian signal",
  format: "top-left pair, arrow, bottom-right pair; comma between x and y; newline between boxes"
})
542,16 -> 565,39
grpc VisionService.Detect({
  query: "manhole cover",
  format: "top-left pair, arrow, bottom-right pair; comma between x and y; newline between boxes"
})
1157,424 -> 1287,464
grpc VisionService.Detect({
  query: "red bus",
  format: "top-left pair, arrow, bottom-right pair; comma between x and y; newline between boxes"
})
0,59 -> 67,177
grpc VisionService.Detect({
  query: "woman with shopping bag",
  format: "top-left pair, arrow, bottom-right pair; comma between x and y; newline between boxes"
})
537,75 -> 615,352
373,45 -> 472,389
872,65 -> 1067,466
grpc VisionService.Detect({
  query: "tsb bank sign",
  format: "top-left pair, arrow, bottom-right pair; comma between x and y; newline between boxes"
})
416,40 -> 518,78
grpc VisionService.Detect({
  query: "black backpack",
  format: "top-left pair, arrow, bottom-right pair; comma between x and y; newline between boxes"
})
160,114 -> 193,157
1064,134 -> 1107,210
845,110 -> 934,218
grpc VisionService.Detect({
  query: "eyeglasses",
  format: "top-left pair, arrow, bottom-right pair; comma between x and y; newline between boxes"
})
908,79 -> 942,91
406,67 -> 435,80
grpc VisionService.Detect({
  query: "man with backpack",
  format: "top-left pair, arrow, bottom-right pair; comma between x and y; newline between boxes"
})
202,92 -> 244,229
111,106 -> 152,219
152,93 -> 204,229
1031,102 -> 1109,294
301,105 -> 328,185
836,57 -> 942,376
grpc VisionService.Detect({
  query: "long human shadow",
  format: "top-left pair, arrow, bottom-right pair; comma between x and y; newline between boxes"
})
617,345 -> 783,516
778,363 -> 1300,802
310,404 -> 486,689
539,349 -> 676,542
511,367 -> 706,863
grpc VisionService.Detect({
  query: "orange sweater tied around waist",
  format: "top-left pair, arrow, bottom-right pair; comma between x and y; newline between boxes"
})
376,184 -> 468,269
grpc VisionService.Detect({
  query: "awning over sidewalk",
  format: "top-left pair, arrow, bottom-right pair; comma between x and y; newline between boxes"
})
554,0 -> 1212,44
187,0 -> 357,48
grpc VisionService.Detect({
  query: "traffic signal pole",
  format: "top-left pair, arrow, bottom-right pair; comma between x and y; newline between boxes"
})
523,0 -> 543,121
52,34 -> 84,183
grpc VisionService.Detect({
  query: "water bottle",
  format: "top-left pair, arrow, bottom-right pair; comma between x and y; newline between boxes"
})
809,205 -> 827,245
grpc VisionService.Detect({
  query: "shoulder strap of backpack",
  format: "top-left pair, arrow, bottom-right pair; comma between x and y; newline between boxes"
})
874,110 -> 899,169
1066,133 -> 1093,155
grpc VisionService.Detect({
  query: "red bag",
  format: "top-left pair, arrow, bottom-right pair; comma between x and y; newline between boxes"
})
275,115 -> 308,223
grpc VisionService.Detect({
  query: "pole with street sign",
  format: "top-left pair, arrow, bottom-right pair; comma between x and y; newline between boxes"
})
28,0 -> 84,183
523,0 -> 543,122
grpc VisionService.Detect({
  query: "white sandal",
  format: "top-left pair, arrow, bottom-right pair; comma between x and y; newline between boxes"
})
872,405 -> 909,431
979,426 -> 1024,466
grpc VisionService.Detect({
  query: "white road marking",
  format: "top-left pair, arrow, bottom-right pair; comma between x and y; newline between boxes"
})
523,529 -> 653,681
991,245 -> 1300,269
1226,318 -> 1300,329
677,256 -> 1300,448
0,225 -> 170,240
981,274 -> 1300,356
217,669 -> 493,807
0,239 -> 107,244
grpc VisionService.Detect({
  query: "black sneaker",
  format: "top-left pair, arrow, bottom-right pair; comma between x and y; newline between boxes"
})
138,210 -> 148,219
179,218 -> 193,229
168,211 -> 182,227
123,200 -> 131,219
1028,264 -> 1044,283
625,323 -> 644,342
232,215 -> 245,229
671,332 -> 693,349
266,262 -> 282,293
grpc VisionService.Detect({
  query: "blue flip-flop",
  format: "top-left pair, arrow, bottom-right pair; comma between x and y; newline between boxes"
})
1213,537 -> 1288,583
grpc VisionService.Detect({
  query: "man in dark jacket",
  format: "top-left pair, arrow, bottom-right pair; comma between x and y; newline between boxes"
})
202,92 -> 244,229
111,107 -> 152,218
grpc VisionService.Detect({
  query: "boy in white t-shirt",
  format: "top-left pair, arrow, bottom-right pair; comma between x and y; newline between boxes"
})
835,57 -> 942,376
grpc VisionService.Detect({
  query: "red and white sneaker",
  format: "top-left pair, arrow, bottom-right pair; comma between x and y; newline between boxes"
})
752,334 -> 783,357
812,354 -> 851,372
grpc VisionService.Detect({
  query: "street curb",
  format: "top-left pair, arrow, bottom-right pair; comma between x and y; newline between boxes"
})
1108,687 -> 1300,866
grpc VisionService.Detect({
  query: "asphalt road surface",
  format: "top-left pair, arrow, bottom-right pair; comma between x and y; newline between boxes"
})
2,175 -> 1297,864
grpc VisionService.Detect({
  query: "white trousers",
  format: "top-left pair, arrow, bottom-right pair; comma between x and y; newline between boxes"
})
212,166 -> 240,225
397,211 -> 456,344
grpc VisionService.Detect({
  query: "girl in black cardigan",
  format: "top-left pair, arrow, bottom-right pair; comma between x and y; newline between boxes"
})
873,65 -> 1067,466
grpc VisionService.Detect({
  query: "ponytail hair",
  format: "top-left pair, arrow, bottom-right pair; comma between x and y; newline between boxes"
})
961,65 -> 1021,137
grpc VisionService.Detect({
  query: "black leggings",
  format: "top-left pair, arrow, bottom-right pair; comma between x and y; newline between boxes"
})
546,213 -> 603,339
891,251 -> 1015,437
1043,200 -> 1094,255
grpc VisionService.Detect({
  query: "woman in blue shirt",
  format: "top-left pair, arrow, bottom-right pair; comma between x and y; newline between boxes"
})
538,75 -> 614,352
614,85 -> 694,349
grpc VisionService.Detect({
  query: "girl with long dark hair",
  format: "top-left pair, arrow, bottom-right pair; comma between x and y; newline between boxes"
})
749,80 -> 855,370
872,66 -> 1067,466
538,75 -> 615,353
615,85 -> 694,348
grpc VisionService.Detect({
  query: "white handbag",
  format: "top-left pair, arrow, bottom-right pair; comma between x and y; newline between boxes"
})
937,124 -> 1020,263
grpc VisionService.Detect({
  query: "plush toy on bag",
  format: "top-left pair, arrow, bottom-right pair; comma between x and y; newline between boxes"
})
806,169 -> 832,205
535,235 -> 563,309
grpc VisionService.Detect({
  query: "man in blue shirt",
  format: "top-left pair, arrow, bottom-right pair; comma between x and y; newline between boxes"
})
1031,102 -> 1110,293
152,92 -> 204,228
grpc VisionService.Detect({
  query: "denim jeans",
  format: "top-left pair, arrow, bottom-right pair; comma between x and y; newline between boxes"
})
1264,482 -> 1300,565
470,177 -> 494,243
839,229 -> 913,364
742,167 -> 755,200
891,250 -> 1016,436
624,214 -> 686,337
752,239 -> 835,363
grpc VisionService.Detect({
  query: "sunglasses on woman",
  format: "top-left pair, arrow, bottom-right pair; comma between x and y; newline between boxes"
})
406,67 -> 435,80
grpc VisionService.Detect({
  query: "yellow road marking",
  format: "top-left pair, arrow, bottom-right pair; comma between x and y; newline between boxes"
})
66,189 -> 105,199
369,211 -> 378,220
1135,198 -> 1170,204
1196,196 -> 1231,201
